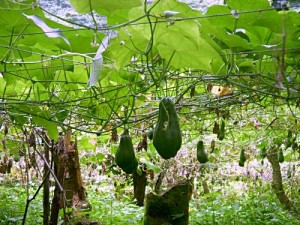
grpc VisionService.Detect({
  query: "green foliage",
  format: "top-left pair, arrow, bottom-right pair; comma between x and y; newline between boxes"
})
1,180 -> 299,225
0,0 -> 299,223
0,0 -> 299,141
0,185 -> 44,225
190,184 -> 300,225
153,97 -> 182,159
69,0 -> 142,25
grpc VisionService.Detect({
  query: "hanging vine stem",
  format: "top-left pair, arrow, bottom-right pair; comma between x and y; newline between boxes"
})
124,95 -> 137,124
88,0 -> 98,30
160,51 -> 176,96
144,0 -> 160,88
277,10 -> 286,89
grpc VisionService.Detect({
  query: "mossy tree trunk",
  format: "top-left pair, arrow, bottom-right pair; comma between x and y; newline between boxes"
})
144,180 -> 193,225
267,150 -> 293,210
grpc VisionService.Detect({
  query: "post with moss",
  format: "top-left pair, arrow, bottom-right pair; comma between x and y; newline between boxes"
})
144,180 -> 193,225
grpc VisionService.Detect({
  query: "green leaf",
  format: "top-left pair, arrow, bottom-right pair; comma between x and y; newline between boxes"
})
9,114 -> 28,126
8,104 -> 38,126
157,30 -> 223,72
66,29 -> 101,53
118,70 -> 141,83
139,157 -> 161,173
245,26 -> 273,47
54,110 -> 69,123
96,153 -> 105,162
0,77 -> 6,93
69,0 -> 142,13
258,140 -> 268,149
206,5 -> 236,30
32,111 -> 59,141
0,1 -> 27,29
228,0 -> 281,28
78,135 -> 97,151
107,27 -> 148,70
227,0 -> 271,11
253,12 -> 286,33
200,22 -> 252,51
69,0 -> 142,24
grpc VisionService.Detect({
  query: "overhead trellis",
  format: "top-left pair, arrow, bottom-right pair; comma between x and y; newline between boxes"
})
0,0 -> 299,140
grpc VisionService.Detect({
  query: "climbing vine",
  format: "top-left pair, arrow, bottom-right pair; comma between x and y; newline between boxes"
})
0,0 -> 299,141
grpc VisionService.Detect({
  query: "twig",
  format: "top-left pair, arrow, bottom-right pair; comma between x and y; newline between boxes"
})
22,171 -> 50,225
266,117 -> 279,130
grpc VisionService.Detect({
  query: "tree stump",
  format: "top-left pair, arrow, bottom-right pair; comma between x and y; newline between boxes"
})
50,130 -> 88,224
144,180 -> 193,225
133,170 -> 147,206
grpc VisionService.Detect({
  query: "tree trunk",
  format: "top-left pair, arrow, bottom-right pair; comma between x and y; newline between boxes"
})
144,180 -> 193,225
43,134 -> 51,225
50,130 -> 88,224
267,150 -> 293,210
50,136 -> 67,225
63,138 -> 87,210
202,180 -> 210,194
133,170 -> 147,206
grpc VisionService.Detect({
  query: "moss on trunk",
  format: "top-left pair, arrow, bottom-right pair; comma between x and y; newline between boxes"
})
144,180 -> 193,225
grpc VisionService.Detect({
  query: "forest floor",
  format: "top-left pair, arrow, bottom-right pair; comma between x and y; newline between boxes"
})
0,150 -> 299,224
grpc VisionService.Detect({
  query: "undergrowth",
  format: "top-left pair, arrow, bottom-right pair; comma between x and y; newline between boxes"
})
0,179 -> 299,225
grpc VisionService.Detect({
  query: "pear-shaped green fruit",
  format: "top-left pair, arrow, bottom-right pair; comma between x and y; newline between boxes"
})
197,140 -> 208,164
238,149 -> 246,167
153,97 -> 182,159
218,120 -> 225,140
278,149 -> 284,163
286,130 -> 293,148
260,147 -> 267,159
147,129 -> 154,140
115,134 -> 138,174
238,160 -> 245,167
